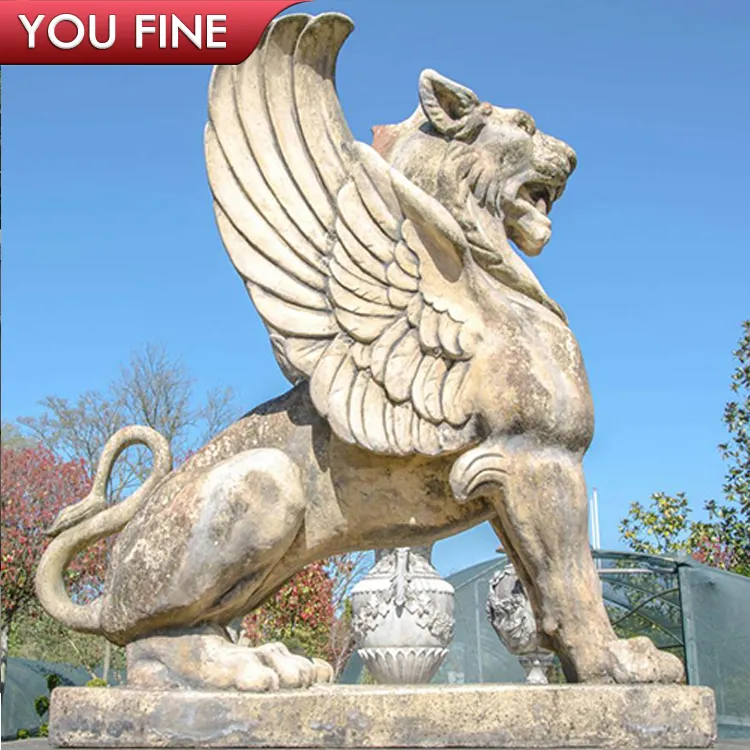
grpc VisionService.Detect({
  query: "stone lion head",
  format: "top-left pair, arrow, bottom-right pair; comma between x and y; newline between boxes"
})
372,70 -> 577,285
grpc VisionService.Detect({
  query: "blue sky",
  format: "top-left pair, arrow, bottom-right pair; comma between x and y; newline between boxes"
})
3,0 -> 749,577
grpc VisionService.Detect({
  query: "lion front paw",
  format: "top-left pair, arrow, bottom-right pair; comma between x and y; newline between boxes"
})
605,637 -> 685,684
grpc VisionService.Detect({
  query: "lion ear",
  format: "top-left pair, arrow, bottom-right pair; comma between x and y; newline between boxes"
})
419,70 -> 486,140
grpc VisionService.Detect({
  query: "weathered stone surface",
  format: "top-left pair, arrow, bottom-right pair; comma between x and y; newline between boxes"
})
34,10 -> 684,694
50,684 -> 716,748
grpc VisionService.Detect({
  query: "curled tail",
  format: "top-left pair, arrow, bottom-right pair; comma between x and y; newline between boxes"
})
35,425 -> 172,634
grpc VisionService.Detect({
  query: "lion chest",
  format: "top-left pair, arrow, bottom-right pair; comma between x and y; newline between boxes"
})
475,292 -> 594,452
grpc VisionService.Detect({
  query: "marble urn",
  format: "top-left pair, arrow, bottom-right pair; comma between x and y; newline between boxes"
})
351,546 -> 455,684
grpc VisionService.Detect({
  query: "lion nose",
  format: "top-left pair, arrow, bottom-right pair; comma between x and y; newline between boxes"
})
539,132 -> 578,176
563,144 -> 578,174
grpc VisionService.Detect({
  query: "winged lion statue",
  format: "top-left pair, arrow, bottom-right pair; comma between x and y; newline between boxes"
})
35,12 -> 683,690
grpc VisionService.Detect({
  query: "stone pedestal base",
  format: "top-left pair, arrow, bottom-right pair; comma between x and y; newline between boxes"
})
49,683 -> 716,748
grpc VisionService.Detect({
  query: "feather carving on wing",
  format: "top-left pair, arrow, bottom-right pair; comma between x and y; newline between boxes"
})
205,13 -> 482,457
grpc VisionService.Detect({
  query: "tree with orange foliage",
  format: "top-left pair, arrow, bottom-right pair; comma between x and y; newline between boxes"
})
1,444 -> 106,692
242,562 -> 335,661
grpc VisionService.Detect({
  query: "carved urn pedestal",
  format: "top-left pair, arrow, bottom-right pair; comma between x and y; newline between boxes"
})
351,545 -> 455,684
486,563 -> 556,684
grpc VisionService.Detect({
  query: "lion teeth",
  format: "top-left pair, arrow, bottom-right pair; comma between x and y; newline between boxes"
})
536,197 -> 547,214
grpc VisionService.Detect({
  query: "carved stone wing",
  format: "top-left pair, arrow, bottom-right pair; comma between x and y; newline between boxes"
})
205,13 -> 482,456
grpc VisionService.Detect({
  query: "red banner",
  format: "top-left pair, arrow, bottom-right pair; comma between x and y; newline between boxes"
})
0,0 -> 311,64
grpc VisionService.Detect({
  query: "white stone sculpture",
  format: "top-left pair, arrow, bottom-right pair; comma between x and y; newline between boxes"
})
486,564 -> 555,684
352,546 -> 454,684
36,11 -> 684,692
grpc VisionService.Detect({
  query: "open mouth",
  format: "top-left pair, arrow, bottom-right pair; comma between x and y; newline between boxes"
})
515,182 -> 558,217
502,179 -> 564,257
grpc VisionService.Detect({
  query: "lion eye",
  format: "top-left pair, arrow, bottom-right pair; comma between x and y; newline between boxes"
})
516,113 -> 536,136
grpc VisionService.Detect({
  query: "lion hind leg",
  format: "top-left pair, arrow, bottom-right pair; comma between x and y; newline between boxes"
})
122,447 -> 340,691
124,447 -> 307,628
106,446 -> 324,685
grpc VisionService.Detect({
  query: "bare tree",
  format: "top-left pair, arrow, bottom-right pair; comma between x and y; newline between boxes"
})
0,423 -> 36,450
20,343 -> 238,503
